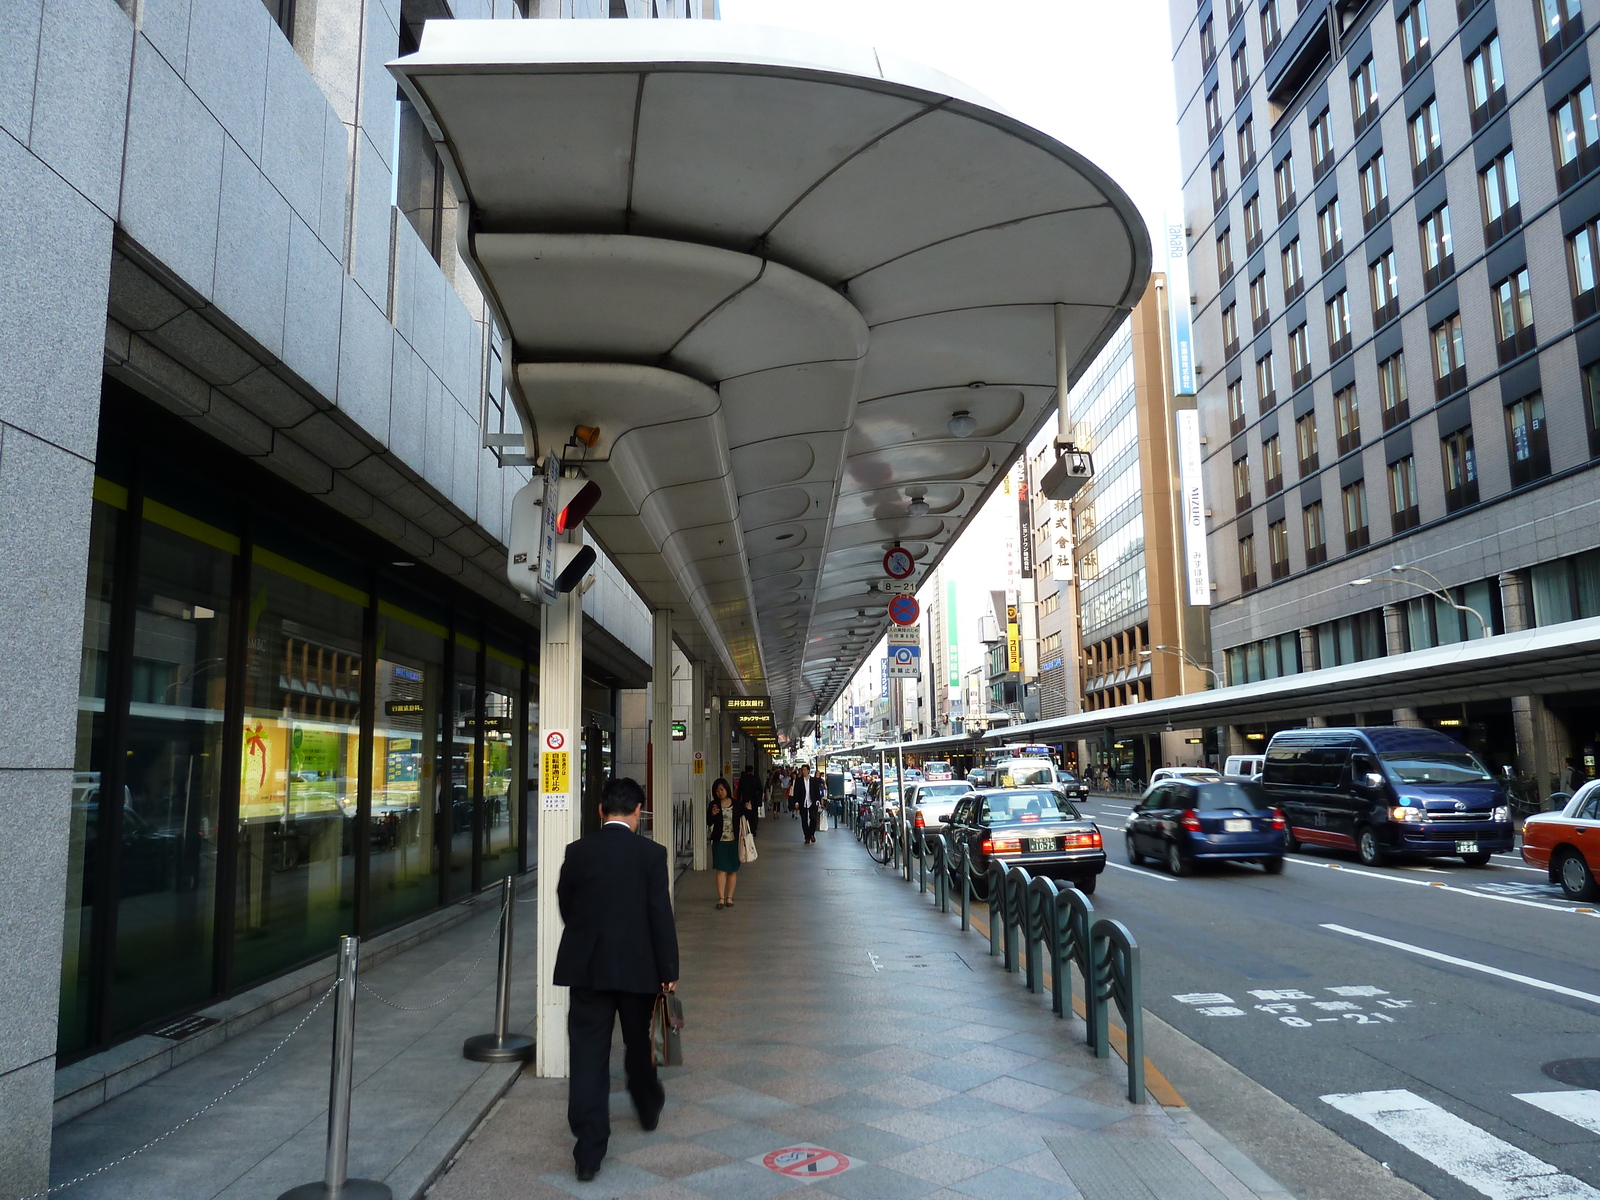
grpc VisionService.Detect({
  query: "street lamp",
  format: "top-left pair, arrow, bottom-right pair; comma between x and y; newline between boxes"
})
1350,568 -> 1491,639
1140,644 -> 1221,686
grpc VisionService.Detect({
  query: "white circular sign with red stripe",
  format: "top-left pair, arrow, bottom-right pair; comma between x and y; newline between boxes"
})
760,1146 -> 854,1178
544,731 -> 566,751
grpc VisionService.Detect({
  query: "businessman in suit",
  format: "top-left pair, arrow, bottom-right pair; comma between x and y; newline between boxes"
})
554,776 -> 680,1181
797,764 -> 825,844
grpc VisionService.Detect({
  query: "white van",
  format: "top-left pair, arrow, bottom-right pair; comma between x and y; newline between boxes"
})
1224,754 -> 1266,780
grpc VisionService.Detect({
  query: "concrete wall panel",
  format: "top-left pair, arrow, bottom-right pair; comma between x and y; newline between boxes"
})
335,277 -> 394,445
0,132 -> 114,458
283,214 -> 345,399
0,0 -> 42,143
214,140 -> 292,359
120,38 -> 225,299
30,0 -> 132,216
262,29 -> 333,230
347,130 -> 393,309
183,0 -> 270,160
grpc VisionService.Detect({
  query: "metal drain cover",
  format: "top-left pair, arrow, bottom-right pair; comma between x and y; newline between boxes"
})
1542,1059 -> 1600,1088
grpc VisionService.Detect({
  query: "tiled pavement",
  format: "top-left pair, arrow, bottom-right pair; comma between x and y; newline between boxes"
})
426,817 -> 1295,1200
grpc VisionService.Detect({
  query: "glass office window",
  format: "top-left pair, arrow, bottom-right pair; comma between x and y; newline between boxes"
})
235,556 -> 364,985
112,518 -> 233,1033
482,651 -> 522,885
448,650 -> 478,899
59,496 -> 120,1055
369,607 -> 446,931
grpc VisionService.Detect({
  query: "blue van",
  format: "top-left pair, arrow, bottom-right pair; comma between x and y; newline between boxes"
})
1261,727 -> 1513,866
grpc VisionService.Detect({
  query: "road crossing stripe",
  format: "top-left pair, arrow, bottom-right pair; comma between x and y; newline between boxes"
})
1288,859 -> 1600,918
1515,1091 -> 1600,1136
1321,924 -> 1600,1006
1320,1089 -> 1600,1199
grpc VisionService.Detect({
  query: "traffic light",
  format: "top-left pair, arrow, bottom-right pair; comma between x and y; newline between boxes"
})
505,455 -> 602,602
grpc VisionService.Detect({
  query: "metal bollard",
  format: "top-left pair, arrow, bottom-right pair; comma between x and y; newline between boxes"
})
278,937 -> 392,1200
464,877 -> 536,1063
918,832 -> 927,893
958,842 -> 971,931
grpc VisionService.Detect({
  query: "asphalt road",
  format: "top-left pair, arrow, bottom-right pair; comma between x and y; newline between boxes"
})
1073,791 -> 1600,1200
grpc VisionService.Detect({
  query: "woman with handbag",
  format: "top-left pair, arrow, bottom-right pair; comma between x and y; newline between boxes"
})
708,777 -> 750,909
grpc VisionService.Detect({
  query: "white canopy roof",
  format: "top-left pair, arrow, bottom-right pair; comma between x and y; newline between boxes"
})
393,21 -> 1149,731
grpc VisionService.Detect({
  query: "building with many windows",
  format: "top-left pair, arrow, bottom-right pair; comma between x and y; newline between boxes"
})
1067,279 -> 1212,775
1172,0 -> 1600,777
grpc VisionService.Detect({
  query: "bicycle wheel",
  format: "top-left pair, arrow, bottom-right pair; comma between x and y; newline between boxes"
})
868,826 -> 894,865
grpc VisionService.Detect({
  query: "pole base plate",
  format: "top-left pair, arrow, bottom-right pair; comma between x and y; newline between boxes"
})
277,1179 -> 392,1200
463,1032 -> 535,1063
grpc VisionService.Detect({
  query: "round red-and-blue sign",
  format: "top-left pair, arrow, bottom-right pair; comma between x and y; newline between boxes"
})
887,595 -> 920,625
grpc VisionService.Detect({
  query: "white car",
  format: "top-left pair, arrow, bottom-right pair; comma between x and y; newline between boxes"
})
907,780 -> 974,835
1223,754 -> 1265,780
1147,766 -> 1223,789
989,758 -> 1064,788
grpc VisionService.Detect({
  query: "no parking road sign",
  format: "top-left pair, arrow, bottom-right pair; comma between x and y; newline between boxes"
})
758,1145 -> 855,1179
887,594 -> 920,625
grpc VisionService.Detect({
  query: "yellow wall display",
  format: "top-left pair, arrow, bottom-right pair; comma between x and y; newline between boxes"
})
541,749 -> 571,798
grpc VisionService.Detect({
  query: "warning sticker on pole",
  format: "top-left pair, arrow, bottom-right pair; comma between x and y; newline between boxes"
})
755,1146 -> 855,1179
541,750 -> 571,808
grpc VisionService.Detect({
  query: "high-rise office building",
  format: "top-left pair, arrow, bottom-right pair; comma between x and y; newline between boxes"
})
1171,0 -> 1600,779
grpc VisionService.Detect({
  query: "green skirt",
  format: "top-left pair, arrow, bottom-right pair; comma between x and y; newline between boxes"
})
712,840 -> 741,872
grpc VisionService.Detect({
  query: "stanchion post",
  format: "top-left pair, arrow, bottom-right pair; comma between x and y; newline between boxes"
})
464,877 -> 535,1063
278,937 -> 392,1200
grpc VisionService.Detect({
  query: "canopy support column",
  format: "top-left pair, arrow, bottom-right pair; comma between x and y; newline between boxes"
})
651,610 -> 675,898
691,659 -> 709,871
535,587 -> 583,1078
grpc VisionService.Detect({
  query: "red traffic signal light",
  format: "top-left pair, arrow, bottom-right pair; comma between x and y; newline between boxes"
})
552,477 -> 601,534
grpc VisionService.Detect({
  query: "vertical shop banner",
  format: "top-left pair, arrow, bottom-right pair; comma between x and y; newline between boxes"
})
1166,214 -> 1197,395
880,656 -> 889,699
1175,409 -> 1211,605
1051,500 -> 1072,582
541,728 -> 572,809
1017,473 -> 1033,577
944,579 -> 959,689
1006,597 -> 1022,673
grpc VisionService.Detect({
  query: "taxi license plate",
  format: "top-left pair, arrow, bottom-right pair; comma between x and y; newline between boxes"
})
1456,840 -> 1479,853
1027,837 -> 1057,852
1223,819 -> 1252,832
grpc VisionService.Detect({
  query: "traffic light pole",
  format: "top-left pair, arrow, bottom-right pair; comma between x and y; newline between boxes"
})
534,580 -> 583,1078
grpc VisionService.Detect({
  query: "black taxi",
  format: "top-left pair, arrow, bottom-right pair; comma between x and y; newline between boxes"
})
944,786 -> 1105,897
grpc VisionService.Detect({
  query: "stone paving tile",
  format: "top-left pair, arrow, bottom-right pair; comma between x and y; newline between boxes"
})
421,822 -> 1285,1200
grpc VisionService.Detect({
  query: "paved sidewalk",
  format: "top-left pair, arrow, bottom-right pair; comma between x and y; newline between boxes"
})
49,890 -> 534,1200
426,819 -> 1295,1200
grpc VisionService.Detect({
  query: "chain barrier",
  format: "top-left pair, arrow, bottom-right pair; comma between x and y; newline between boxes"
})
357,910 -> 504,1012
27,981 -> 340,1199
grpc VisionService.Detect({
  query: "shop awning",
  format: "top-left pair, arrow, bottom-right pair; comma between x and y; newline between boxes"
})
391,21 -> 1149,732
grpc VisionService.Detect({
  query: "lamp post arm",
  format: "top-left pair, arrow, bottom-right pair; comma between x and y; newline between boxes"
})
1369,576 -> 1491,640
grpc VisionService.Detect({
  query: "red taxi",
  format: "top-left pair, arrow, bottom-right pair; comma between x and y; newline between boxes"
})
1521,782 -> 1600,899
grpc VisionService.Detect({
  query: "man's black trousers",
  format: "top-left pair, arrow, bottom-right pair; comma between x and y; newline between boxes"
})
567,987 -> 663,1169
800,805 -> 819,840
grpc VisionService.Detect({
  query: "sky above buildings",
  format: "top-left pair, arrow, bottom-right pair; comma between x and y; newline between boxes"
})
718,0 -> 1183,241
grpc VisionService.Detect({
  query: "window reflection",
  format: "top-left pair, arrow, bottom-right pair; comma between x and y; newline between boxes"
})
235,562 -> 363,983
369,612 -> 444,929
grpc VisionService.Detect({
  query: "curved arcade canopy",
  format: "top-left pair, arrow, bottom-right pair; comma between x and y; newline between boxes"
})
392,20 -> 1150,734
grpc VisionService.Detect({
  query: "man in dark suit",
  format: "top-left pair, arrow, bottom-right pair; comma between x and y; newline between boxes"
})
797,764 -> 825,843
554,777 -> 680,1182
737,765 -> 762,838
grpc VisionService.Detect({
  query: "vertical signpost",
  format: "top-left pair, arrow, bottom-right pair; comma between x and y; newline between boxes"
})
1175,410 -> 1211,606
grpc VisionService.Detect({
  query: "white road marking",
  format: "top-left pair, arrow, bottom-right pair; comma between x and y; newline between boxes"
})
1322,1089 -> 1600,1199
1516,1091 -> 1600,1136
1287,858 -> 1600,917
1321,924 -> 1600,1006
1105,860 -> 1178,882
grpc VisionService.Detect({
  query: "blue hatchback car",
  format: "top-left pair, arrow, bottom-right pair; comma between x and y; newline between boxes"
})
1126,779 -> 1288,876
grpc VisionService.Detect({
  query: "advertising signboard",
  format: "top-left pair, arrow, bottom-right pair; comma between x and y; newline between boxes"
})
1166,213 -> 1197,396
1175,409 -> 1211,605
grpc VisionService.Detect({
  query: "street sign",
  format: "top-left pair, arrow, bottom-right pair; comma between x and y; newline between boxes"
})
882,547 -> 915,579
888,642 -> 920,678
879,580 -> 916,594
887,624 -> 919,643
887,594 -> 920,625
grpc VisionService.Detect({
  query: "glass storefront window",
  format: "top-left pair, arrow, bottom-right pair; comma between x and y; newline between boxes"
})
369,607 -> 446,930
112,518 -> 233,1032
448,651 -> 477,898
482,650 -> 522,885
235,555 -> 364,985
60,496 -> 120,1055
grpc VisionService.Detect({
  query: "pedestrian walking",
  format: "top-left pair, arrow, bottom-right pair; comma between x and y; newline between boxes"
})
738,765 -> 763,839
553,777 -> 679,1183
797,764 -> 825,843
1562,757 -> 1580,795
708,776 -> 752,908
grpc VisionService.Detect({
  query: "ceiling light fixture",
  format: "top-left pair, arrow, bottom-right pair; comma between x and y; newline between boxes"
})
947,410 -> 977,438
